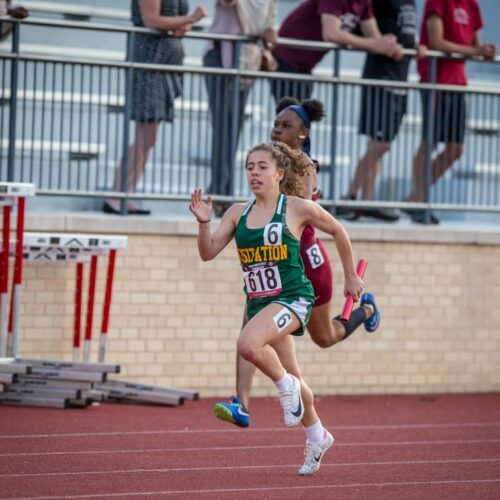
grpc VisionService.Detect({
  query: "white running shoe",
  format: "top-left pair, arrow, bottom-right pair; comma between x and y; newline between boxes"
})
278,374 -> 304,427
299,430 -> 334,476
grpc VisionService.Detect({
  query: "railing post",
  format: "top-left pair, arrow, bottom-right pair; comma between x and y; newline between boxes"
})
423,56 -> 437,224
119,31 -> 134,214
229,39 -> 241,199
7,21 -> 20,182
329,47 -> 340,211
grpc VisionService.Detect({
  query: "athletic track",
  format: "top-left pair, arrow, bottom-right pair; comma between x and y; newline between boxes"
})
1,392 -> 500,499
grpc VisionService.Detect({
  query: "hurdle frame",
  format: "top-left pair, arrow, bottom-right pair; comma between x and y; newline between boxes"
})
0,182 -> 36,358
2,224 -> 199,408
18,232 -> 127,361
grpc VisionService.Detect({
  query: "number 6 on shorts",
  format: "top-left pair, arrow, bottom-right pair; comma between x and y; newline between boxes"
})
273,307 -> 293,332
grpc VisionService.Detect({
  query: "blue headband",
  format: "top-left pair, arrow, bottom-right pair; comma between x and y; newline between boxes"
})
287,105 -> 311,129
287,105 -> 311,156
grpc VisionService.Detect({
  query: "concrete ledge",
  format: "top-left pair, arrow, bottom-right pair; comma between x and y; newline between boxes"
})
343,220 -> 500,246
15,210 -> 500,396
20,211 -> 500,246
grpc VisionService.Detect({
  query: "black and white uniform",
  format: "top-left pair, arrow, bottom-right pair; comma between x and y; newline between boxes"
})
358,0 -> 417,142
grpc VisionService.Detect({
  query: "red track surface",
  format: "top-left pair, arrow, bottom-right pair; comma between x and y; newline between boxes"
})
1,393 -> 500,499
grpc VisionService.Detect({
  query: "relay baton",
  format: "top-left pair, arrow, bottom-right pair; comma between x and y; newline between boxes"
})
340,259 -> 367,322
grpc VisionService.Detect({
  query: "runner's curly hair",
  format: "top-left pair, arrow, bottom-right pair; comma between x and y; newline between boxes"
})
275,97 -> 325,124
245,142 -> 310,199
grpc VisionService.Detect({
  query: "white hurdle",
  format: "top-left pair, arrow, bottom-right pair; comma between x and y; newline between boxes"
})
1,219 -> 199,407
20,233 -> 127,361
0,182 -> 35,358
0,232 -> 126,408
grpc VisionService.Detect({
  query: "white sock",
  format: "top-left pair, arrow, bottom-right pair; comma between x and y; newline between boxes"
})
275,371 -> 294,392
364,304 -> 374,315
305,419 -> 325,444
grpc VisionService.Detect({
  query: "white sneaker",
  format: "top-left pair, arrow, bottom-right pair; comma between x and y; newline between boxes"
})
299,430 -> 334,476
278,374 -> 304,427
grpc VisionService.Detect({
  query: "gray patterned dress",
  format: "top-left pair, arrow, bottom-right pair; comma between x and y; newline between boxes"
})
130,0 -> 188,122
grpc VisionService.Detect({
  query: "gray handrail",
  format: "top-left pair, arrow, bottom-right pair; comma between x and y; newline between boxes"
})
1,51 -> 498,96
2,16 -> 500,63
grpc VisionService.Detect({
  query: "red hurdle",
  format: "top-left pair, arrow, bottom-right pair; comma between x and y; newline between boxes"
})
99,249 -> 117,363
8,196 -> 26,357
9,231 -> 126,363
0,182 -> 34,358
83,255 -> 98,363
0,203 -> 11,356
73,262 -> 84,361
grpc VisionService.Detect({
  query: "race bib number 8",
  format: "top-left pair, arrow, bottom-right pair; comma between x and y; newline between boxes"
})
244,265 -> 283,298
305,243 -> 324,270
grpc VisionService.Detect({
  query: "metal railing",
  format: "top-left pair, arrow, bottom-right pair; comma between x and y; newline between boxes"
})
1,17 -> 499,218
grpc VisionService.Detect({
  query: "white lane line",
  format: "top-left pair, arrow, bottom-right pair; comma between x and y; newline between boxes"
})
5,478 -> 500,499
1,438 -> 500,458
2,457 -> 500,478
1,422 -> 500,440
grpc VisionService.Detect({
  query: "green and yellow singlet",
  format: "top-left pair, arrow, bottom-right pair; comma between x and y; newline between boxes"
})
235,194 -> 314,334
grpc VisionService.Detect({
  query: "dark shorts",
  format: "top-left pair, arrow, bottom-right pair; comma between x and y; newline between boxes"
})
269,55 -> 313,103
300,225 -> 333,307
421,90 -> 466,144
359,86 -> 407,143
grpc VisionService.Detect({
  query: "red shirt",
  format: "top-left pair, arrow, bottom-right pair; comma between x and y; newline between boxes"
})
417,0 -> 483,85
273,0 -> 373,73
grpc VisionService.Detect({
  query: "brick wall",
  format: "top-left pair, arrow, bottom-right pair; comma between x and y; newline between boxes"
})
16,214 -> 500,397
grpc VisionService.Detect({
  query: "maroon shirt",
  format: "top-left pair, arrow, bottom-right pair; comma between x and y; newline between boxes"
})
300,225 -> 333,307
273,0 -> 373,73
417,0 -> 483,85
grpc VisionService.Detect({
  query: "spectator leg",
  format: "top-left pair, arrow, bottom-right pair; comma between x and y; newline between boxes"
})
109,121 -> 159,211
348,140 -> 390,200
430,142 -> 464,184
407,141 -> 435,202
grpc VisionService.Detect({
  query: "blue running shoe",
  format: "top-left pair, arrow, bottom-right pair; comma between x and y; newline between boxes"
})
213,396 -> 250,427
360,292 -> 380,333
